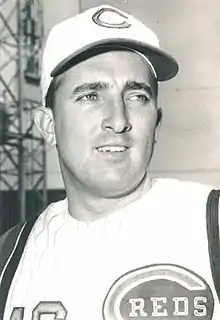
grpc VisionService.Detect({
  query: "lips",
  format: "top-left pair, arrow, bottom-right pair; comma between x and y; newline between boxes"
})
96,145 -> 128,152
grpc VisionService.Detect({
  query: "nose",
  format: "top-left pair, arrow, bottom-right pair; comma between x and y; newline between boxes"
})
101,98 -> 132,134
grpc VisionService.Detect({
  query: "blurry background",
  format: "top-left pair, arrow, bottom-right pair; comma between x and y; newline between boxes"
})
0,0 -> 219,234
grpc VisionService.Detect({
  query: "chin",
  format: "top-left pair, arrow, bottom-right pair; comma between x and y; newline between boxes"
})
93,185 -> 134,199
89,173 -> 145,199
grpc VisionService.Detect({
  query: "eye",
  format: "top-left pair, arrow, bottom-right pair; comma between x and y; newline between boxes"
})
76,92 -> 98,101
126,93 -> 151,106
129,94 -> 150,102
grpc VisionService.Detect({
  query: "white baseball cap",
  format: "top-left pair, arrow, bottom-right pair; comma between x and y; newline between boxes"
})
41,4 -> 179,104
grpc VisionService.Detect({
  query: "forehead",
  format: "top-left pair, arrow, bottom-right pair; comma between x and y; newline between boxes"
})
57,50 -> 156,89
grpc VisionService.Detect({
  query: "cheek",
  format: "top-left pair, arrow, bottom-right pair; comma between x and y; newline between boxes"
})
131,109 -> 158,144
130,113 -> 157,169
54,106 -> 100,152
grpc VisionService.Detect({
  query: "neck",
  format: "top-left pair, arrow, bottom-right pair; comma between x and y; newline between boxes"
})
64,174 -> 152,222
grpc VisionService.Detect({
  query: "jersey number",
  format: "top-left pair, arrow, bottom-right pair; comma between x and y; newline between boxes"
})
10,302 -> 67,320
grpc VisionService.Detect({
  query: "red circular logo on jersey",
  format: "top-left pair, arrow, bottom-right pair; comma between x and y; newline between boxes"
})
92,8 -> 131,29
103,264 -> 214,320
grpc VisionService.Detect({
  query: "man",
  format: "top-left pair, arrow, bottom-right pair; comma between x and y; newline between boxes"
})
0,4 -> 219,320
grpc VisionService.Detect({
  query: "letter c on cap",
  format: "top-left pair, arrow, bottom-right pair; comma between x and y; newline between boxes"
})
92,8 -> 131,29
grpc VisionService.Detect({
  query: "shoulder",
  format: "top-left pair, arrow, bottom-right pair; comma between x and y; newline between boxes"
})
0,198 -> 66,259
151,178 -> 215,208
0,198 -> 67,276
153,178 -> 214,195
33,198 -> 67,229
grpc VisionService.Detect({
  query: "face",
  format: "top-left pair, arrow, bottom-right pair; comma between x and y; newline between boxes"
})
52,50 -> 160,198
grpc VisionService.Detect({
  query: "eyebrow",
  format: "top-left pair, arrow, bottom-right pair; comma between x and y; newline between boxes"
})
123,81 -> 153,96
71,80 -> 153,96
72,82 -> 109,95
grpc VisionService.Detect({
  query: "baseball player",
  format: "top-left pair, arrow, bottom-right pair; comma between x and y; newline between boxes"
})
0,4 -> 219,320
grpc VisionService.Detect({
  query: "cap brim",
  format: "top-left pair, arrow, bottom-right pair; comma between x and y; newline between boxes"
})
51,39 -> 179,81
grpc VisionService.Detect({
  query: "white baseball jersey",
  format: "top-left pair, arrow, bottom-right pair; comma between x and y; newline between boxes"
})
3,178 -> 220,320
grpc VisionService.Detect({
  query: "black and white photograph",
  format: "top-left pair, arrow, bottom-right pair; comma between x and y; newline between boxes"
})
0,0 -> 220,319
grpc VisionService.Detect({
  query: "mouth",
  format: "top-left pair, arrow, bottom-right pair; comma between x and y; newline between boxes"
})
95,145 -> 129,153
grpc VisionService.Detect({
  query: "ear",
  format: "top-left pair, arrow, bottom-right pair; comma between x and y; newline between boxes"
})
155,107 -> 162,142
34,107 -> 56,146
